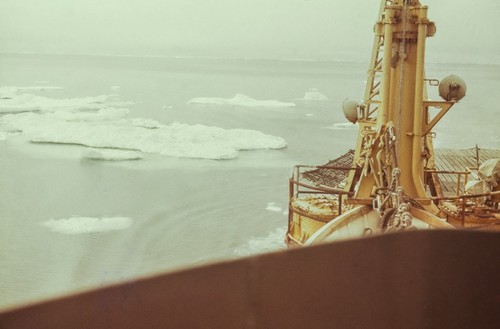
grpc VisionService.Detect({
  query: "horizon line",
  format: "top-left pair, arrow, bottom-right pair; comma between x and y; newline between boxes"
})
0,51 -> 499,66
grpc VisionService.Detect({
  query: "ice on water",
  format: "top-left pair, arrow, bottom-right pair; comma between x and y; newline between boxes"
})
233,226 -> 288,257
303,88 -> 329,101
327,122 -> 359,130
0,88 -> 287,160
188,93 -> 296,107
266,202 -> 283,213
0,86 -> 130,113
41,216 -> 133,235
46,107 -> 130,122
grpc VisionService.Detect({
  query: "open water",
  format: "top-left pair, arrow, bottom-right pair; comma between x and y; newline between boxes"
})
0,53 -> 498,308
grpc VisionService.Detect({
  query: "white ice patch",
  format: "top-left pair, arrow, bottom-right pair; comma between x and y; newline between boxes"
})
303,88 -> 329,101
188,93 -> 295,107
0,86 -> 63,98
1,111 -> 287,160
128,118 -> 165,129
82,148 -> 142,161
234,227 -> 287,257
0,89 -> 287,159
46,108 -> 130,122
0,132 -> 6,141
0,87 -> 131,113
327,122 -> 359,130
266,202 -> 283,213
18,86 -> 64,92
41,216 -> 133,234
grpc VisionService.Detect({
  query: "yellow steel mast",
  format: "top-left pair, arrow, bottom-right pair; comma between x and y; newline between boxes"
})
348,0 -> 441,215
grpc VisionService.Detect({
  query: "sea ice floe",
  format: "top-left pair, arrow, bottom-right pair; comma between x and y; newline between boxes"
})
0,88 -> 287,159
41,216 -> 133,234
46,108 -> 130,122
1,111 -> 287,160
0,86 -> 63,98
188,93 -> 296,107
17,86 -> 64,92
303,88 -> 329,101
327,122 -> 359,130
0,87 -> 131,113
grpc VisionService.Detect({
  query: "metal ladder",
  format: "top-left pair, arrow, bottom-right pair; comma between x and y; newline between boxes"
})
363,0 -> 394,119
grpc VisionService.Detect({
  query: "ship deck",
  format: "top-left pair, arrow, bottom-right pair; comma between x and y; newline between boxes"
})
302,148 -> 500,196
434,148 -> 500,195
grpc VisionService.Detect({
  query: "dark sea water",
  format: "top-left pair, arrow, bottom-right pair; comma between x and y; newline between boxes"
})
0,54 -> 498,307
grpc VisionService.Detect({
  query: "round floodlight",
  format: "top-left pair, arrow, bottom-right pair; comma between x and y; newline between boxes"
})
342,99 -> 359,123
439,75 -> 467,101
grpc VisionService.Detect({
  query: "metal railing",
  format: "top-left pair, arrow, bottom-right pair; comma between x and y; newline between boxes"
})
431,191 -> 500,228
289,165 -> 358,216
425,169 -> 472,196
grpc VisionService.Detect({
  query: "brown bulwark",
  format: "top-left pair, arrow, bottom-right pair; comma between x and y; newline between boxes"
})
1,230 -> 499,329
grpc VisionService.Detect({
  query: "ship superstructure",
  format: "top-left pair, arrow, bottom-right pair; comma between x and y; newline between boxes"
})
286,0 -> 499,246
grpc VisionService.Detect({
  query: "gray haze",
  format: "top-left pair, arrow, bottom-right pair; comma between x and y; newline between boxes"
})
1,0 -> 499,63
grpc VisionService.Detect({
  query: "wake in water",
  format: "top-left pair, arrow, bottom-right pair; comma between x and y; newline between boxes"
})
233,226 -> 287,257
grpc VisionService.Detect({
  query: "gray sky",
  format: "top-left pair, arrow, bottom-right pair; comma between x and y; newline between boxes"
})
1,0 -> 499,63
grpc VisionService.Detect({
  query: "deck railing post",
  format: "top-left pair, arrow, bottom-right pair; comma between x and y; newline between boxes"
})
464,172 -> 469,192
